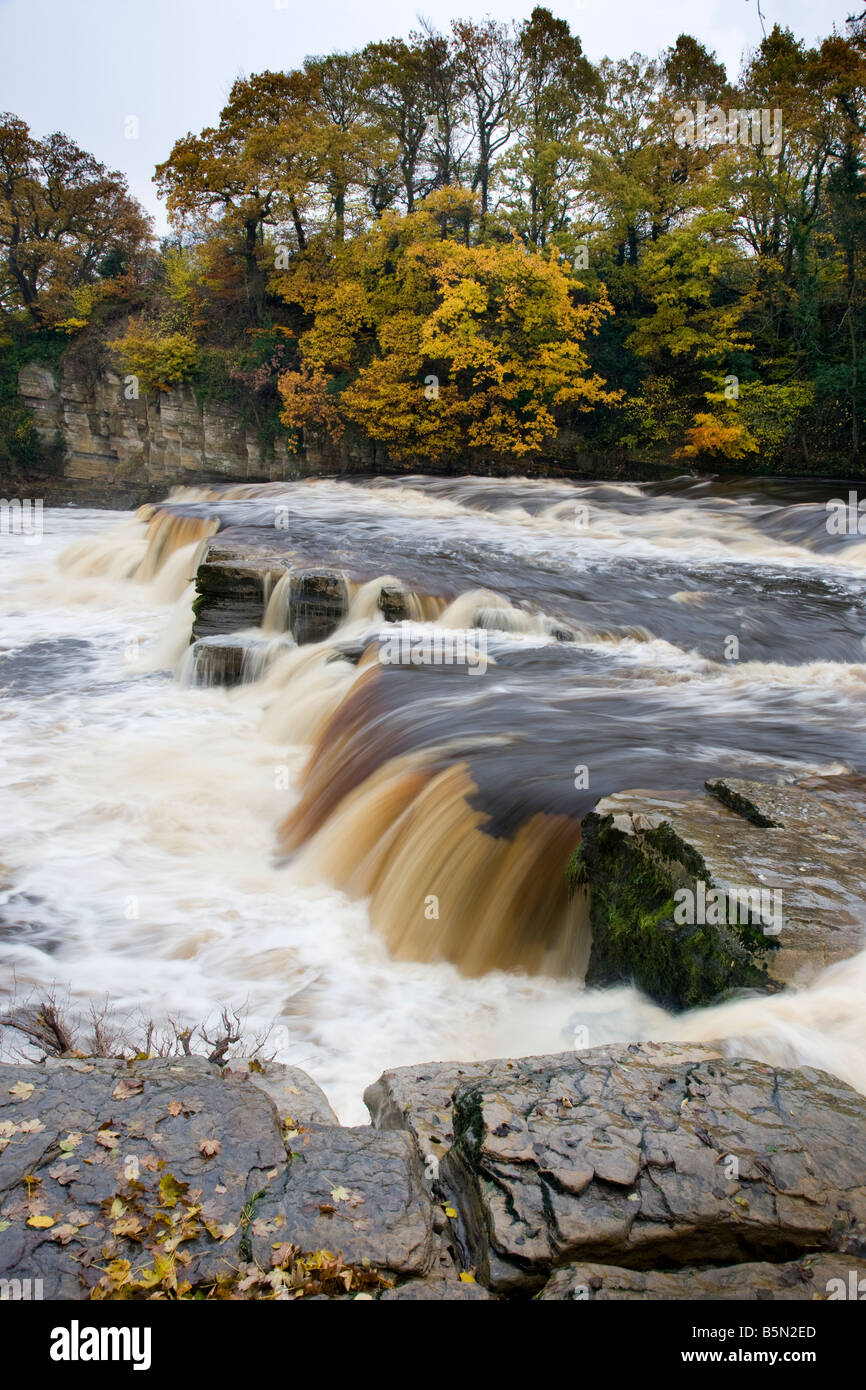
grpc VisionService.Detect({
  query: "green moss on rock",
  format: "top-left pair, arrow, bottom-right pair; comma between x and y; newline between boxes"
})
569,812 -> 777,1011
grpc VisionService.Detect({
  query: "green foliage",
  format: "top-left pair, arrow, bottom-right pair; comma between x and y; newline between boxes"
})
0,321 -> 68,473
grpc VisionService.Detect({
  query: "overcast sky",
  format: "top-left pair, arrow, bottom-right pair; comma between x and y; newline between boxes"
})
0,0 -> 857,234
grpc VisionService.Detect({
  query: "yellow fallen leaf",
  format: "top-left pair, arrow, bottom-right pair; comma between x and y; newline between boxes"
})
27,1214 -> 56,1229
330,1186 -> 351,1203
459,1272 -> 476,1283
9,1081 -> 34,1100
444,1207 -> 458,1219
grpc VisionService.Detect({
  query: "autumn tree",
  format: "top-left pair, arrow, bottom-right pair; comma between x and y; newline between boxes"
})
276,192 -> 620,461
501,8 -> 598,247
0,113 -> 152,324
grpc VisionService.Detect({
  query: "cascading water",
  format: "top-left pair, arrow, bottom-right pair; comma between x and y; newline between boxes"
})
1,475 -> 865,1122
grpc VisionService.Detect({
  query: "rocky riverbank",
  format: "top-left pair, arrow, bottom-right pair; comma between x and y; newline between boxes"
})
13,360 -> 683,504
2,1043 -> 865,1300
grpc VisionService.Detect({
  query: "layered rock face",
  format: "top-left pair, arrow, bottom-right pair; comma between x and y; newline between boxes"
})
3,1044 -> 864,1300
16,360 -> 366,498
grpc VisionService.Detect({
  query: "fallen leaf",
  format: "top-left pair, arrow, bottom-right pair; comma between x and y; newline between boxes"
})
112,1078 -> 144,1101
51,1223 -> 80,1244
330,1185 -> 351,1203
199,1139 -> 221,1159
167,1101 -> 182,1117
18,1119 -> 46,1134
113,1216 -> 143,1237
317,1202 -> 336,1216
96,1130 -> 120,1150
27,1214 -> 56,1229
59,1133 -> 83,1153
47,1163 -> 79,1185
459,1272 -> 476,1283
444,1207 -> 458,1219
9,1081 -> 34,1100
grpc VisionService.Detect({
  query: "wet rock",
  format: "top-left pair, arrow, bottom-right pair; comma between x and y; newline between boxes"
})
248,1125 -> 435,1279
538,1253 -> 866,1300
186,634 -> 292,687
290,571 -> 348,645
365,1056 -> 535,1178
0,1057 -> 286,1299
378,1242 -> 493,1299
572,774 -> 866,1007
328,637 -> 372,666
192,553 -> 287,639
371,1043 -> 866,1294
378,584 -> 412,624
224,1060 -> 339,1126
187,636 -> 247,686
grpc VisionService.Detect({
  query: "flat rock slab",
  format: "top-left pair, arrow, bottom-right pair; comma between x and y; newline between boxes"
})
249,1125 -> 435,1279
225,1059 -> 338,1126
575,773 -> 866,1007
415,1043 -> 866,1293
538,1253 -> 866,1301
0,1057 -> 286,1298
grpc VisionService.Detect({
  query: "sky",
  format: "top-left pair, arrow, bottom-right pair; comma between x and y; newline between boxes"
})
0,0 -> 858,235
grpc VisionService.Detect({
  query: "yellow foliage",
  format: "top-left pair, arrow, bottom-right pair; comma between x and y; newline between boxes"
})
110,324 -> 198,392
276,201 -> 621,461
678,412 -> 759,459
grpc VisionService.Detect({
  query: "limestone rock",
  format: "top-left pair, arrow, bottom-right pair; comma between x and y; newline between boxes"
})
538,1253 -> 866,1300
224,1060 -> 338,1126
438,1043 -> 866,1292
571,773 -> 866,1008
367,1043 -> 866,1295
0,1057 -> 286,1298
290,571 -> 348,645
248,1125 -> 435,1279
192,555 -> 287,639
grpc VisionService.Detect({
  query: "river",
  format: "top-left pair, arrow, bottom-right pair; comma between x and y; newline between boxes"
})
1,474 -> 865,1121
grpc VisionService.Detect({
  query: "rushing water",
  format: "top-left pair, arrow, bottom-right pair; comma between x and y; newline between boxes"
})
1,476 -> 865,1121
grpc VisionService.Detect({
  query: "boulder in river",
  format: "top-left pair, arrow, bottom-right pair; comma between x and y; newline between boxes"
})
192,551 -> 287,639
289,570 -> 348,645
570,774 -> 866,1009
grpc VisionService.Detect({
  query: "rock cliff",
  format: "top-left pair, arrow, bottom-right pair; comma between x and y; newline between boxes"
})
15,360 -> 369,502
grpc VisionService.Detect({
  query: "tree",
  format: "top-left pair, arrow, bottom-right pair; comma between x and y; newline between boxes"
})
0,114 -> 152,324
502,8 -> 598,247
451,18 -> 522,218
360,37 -> 431,212
277,192 -> 620,461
